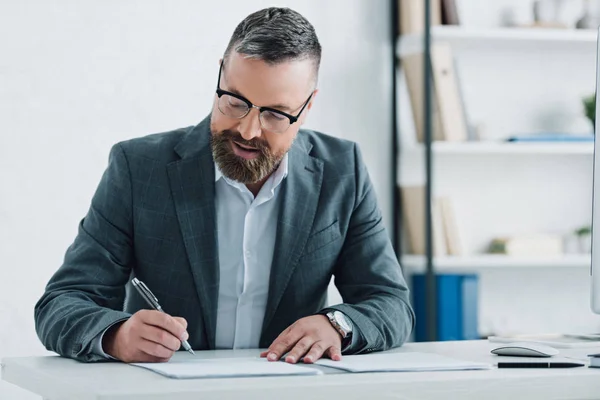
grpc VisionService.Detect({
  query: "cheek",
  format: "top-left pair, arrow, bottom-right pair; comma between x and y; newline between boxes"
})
266,131 -> 297,155
211,105 -> 238,133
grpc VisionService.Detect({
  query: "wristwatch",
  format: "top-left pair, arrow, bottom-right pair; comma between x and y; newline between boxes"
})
326,310 -> 353,342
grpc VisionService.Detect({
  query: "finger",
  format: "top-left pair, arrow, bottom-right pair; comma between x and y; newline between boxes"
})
266,327 -> 303,362
326,346 -> 342,361
302,341 -> 327,364
260,350 -> 269,358
128,350 -> 171,364
173,317 -> 188,330
285,337 -> 315,364
140,310 -> 189,342
139,325 -> 181,352
138,338 -> 176,360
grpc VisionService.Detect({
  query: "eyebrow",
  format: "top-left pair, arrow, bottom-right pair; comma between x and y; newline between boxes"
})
227,86 -> 293,112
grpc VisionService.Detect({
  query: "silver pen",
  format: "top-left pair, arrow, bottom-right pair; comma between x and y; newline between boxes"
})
132,277 -> 195,355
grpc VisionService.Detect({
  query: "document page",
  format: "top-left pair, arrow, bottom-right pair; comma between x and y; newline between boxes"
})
488,334 -> 600,348
132,357 -> 322,379
316,352 -> 491,372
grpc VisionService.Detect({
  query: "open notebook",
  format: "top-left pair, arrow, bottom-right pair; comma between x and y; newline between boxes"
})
132,357 -> 322,379
316,352 -> 491,372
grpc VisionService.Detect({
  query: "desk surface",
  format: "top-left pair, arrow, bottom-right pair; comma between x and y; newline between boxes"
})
3,340 -> 600,400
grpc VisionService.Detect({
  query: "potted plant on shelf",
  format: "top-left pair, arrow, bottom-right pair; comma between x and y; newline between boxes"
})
583,94 -> 595,131
575,225 -> 592,254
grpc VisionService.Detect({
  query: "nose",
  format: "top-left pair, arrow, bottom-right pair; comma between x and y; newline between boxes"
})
238,107 -> 262,141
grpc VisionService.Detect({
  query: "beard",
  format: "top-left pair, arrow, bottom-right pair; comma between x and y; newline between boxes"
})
210,130 -> 287,184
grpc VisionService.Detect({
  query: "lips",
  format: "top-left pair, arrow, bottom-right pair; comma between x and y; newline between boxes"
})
231,140 -> 260,160
234,141 -> 258,151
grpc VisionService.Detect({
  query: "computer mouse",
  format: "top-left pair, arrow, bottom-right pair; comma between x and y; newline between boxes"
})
491,342 -> 559,358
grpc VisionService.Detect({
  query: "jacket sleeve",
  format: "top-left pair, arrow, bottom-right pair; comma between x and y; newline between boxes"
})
34,143 -> 135,362
324,143 -> 415,354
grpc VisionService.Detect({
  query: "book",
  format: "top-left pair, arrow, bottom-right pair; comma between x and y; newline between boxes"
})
441,0 -> 460,25
401,52 -> 445,142
430,43 -> 468,142
439,196 -> 463,256
401,44 -> 468,142
398,0 -> 442,35
507,134 -> 594,142
488,234 -> 563,257
401,186 -> 447,256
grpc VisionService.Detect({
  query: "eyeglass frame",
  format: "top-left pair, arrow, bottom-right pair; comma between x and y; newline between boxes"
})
215,60 -> 314,132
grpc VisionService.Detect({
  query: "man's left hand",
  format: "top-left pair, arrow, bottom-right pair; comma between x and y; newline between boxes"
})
260,315 -> 342,364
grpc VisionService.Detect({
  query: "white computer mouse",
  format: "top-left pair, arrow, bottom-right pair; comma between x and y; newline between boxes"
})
491,342 -> 560,358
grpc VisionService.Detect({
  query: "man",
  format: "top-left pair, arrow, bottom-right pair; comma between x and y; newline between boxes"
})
35,7 -> 414,365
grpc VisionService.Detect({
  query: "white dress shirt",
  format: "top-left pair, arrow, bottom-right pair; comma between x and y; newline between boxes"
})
214,154 -> 288,349
93,154 -> 288,356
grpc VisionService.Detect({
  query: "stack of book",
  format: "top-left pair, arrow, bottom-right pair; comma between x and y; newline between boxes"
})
400,185 -> 463,256
397,0 -> 460,35
402,43 -> 469,143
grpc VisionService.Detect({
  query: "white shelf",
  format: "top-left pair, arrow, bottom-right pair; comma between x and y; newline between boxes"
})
402,141 -> 594,155
401,254 -> 591,273
397,26 -> 598,56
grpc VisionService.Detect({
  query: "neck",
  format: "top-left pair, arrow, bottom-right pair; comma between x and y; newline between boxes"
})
245,173 -> 272,197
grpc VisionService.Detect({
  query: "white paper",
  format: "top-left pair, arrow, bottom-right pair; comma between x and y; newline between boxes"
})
488,334 -> 600,348
315,352 -> 492,372
132,357 -> 322,379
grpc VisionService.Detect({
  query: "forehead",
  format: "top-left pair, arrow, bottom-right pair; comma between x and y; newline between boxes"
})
222,52 -> 314,110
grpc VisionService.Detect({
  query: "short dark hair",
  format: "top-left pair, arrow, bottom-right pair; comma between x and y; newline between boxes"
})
224,7 -> 321,81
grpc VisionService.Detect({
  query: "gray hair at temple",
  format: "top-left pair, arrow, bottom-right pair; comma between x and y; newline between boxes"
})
223,7 -> 322,84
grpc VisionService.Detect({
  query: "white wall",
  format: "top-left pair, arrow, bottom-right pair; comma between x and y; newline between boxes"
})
0,1 -> 392,398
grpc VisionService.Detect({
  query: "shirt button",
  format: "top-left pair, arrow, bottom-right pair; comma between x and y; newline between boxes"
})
245,250 -> 251,257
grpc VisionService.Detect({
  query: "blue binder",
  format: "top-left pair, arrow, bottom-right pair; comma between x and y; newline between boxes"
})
412,274 -> 479,341
506,134 -> 594,142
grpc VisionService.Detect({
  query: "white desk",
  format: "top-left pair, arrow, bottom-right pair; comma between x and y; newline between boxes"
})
3,340 -> 600,400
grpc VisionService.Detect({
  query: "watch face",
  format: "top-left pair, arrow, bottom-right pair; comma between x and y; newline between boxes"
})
334,311 -> 352,332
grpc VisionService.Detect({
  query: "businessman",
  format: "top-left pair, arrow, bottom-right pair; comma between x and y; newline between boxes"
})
35,7 -> 414,364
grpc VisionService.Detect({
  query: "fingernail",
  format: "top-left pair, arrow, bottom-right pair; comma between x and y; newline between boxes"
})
267,353 -> 277,361
181,332 -> 189,341
286,355 -> 296,363
304,356 -> 312,363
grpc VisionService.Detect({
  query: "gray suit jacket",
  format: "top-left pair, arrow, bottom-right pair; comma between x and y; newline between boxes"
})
34,117 -> 414,362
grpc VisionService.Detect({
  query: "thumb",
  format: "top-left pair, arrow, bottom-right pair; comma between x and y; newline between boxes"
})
173,317 -> 188,330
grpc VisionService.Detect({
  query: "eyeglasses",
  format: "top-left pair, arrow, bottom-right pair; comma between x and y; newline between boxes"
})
216,60 -> 313,134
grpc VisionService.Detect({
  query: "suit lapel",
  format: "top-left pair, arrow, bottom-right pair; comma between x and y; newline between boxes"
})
261,137 -> 324,334
167,117 -> 219,349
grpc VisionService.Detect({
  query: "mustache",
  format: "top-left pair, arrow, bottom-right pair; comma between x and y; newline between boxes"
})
220,130 -> 270,153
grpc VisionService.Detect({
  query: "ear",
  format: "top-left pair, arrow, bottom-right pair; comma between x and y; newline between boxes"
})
299,90 -> 318,126
218,58 -> 223,65
306,89 -> 318,111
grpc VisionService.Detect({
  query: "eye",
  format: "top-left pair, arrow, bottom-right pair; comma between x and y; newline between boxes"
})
227,96 -> 247,109
263,110 -> 287,121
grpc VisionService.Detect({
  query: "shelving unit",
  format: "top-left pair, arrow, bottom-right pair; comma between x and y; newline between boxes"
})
398,26 -> 597,56
393,2 -> 599,339
402,254 -> 591,273
402,141 -> 594,155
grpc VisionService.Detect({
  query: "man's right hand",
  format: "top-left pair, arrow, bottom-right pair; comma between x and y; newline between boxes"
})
102,309 -> 189,363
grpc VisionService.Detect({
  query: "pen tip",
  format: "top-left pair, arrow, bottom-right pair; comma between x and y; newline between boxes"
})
189,349 -> 196,355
